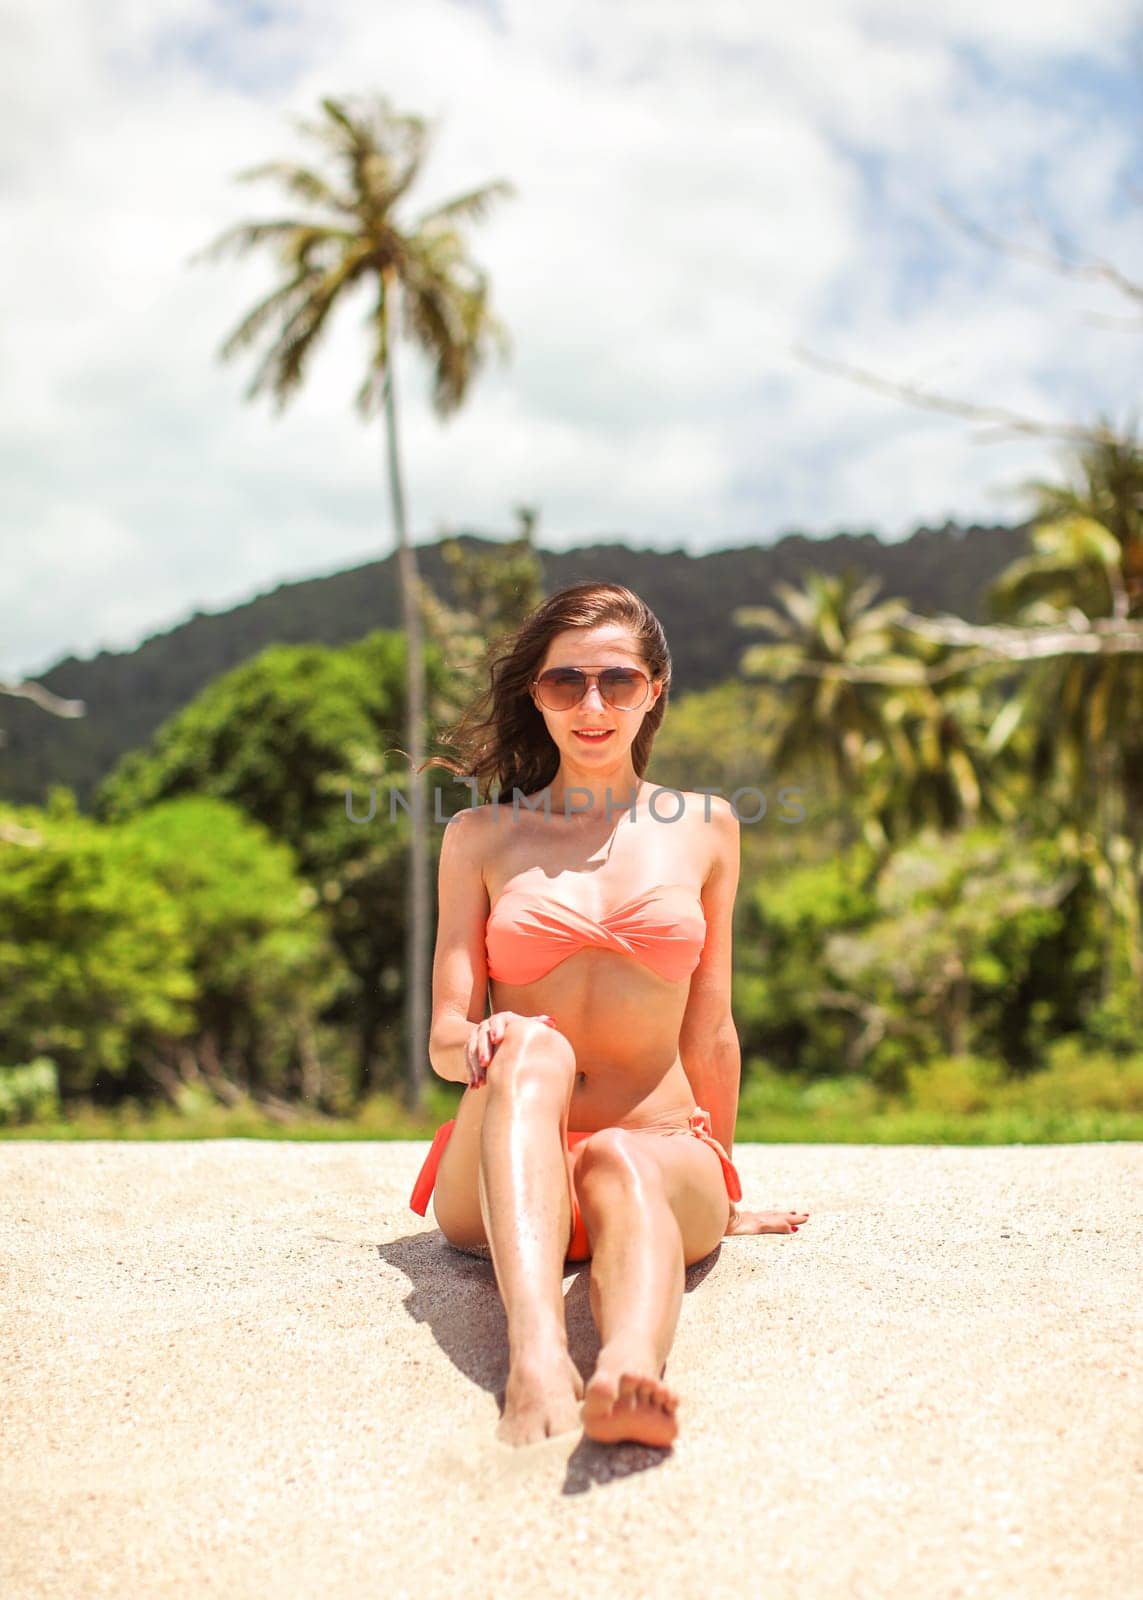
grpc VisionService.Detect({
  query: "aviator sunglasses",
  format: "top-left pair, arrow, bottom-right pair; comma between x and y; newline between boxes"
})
531,666 -> 653,711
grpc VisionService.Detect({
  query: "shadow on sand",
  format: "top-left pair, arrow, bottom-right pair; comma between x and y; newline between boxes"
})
375,1227 -> 724,1490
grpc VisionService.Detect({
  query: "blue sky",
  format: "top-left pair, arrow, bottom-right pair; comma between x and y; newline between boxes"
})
1,0 -> 1140,679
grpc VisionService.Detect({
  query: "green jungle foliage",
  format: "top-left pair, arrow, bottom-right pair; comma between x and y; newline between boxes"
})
0,790 -> 335,1108
731,828 -> 1115,1094
92,631 -> 458,1101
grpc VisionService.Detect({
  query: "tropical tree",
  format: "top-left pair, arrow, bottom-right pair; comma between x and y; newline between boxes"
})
420,504 -> 546,728
734,562 -> 1031,853
0,789 -> 338,1111
192,94 -> 515,1105
441,504 -> 545,644
781,181 -> 1143,1033
733,826 -> 1093,1086
734,569 -> 916,850
984,431 -> 1143,1006
991,429 -> 1143,622
0,790 -> 197,1102
96,632 -> 452,1104
864,670 -> 1021,845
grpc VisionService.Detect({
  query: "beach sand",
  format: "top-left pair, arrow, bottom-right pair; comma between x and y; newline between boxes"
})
2,1139 -> 1139,1599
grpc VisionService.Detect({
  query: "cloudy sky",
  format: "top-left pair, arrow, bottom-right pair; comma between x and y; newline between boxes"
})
2,0 -> 1140,680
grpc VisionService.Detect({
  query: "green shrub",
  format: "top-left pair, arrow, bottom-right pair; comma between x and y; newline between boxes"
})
798,1074 -> 882,1117
0,1058 -> 60,1125
904,1054 -> 1003,1115
997,1036 -> 1143,1114
0,795 -> 196,1096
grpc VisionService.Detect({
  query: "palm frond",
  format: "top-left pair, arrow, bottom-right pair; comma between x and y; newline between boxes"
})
413,180 -> 518,232
231,160 -> 355,216
313,95 -> 432,198
853,597 -> 906,633
193,219 -> 352,272
241,256 -> 360,410
395,237 -> 508,414
432,282 -> 510,413
376,150 -> 429,214
190,218 -> 304,266
218,271 -> 320,361
318,95 -> 364,144
983,697 -> 1025,755
845,574 -> 885,615
818,610 -> 845,656
1034,514 -> 1122,567
771,580 -> 819,633
732,604 -> 790,635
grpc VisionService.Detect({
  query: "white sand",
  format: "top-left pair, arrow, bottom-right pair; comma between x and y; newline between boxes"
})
1,1139 -> 1140,1600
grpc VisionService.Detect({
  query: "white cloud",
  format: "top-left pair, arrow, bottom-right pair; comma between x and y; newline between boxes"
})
1,0 -> 1140,678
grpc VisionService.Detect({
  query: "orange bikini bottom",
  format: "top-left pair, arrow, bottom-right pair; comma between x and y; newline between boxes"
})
409,1105 -> 743,1262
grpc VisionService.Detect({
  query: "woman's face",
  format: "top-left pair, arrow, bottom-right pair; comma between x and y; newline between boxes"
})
530,624 -> 663,763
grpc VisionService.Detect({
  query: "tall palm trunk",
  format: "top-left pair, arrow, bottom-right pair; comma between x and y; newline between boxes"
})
379,288 -> 430,1111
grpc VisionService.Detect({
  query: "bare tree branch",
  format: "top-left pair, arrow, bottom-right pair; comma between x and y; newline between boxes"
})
0,679 -> 86,717
0,819 -> 44,847
936,200 -> 1143,308
747,653 -> 1000,686
897,610 -> 1143,661
791,344 -> 1126,448
745,612 -> 1143,688
1080,310 -> 1143,334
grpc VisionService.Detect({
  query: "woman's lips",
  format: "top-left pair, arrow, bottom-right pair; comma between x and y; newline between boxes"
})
573,729 -> 613,742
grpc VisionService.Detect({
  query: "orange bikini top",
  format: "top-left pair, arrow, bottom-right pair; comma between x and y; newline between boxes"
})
485,881 -> 706,985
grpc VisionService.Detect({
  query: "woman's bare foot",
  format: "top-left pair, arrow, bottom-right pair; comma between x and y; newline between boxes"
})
581,1347 -> 678,1447
497,1349 -> 585,1447
726,1208 -> 809,1235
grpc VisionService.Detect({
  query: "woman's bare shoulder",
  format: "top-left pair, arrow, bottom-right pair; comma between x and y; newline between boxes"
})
442,802 -> 508,892
672,791 -> 738,883
671,789 -> 738,838
676,789 -> 736,818
441,803 -> 488,868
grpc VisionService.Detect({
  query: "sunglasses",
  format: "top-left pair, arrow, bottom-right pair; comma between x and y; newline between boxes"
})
531,666 -> 652,711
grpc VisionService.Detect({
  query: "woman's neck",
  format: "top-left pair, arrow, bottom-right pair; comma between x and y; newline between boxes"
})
544,772 -> 645,820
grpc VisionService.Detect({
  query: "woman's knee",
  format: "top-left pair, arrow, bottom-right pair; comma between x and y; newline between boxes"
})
487,1015 -> 577,1092
574,1128 -> 664,1194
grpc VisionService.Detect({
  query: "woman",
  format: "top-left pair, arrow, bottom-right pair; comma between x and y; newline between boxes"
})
409,582 -> 809,1449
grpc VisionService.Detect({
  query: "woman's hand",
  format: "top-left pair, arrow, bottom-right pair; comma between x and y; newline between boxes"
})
465,1011 -> 560,1089
725,1203 -> 809,1236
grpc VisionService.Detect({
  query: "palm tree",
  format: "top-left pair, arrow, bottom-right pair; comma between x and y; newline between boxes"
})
734,568 -> 916,851
986,430 -> 1143,1001
1009,427 -> 1143,613
866,670 -> 1021,844
193,94 -> 515,1108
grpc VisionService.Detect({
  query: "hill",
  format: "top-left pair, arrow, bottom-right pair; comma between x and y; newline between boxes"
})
0,518 -> 1028,810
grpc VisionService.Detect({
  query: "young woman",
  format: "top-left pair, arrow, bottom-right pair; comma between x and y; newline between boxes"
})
409,582 -> 808,1448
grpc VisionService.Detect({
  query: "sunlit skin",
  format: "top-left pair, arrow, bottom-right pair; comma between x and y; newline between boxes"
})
441,624 -> 806,1452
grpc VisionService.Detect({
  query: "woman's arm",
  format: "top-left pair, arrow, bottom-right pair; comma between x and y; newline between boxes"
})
427,808 -> 492,1084
683,801 -> 811,1240
678,798 -> 741,1155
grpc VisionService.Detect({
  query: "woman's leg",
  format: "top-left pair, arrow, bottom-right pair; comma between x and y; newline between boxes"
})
477,1019 -> 579,1360
573,1127 -> 730,1445
432,1014 -> 584,1445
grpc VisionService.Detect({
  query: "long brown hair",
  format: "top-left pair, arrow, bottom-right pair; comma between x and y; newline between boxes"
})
425,582 -> 672,802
